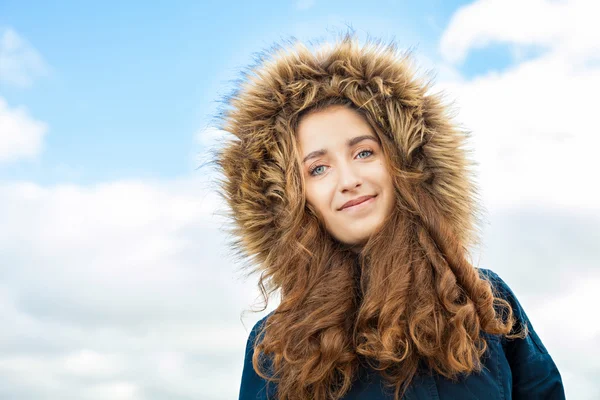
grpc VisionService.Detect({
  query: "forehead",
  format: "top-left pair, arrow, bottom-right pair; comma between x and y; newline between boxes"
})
297,106 -> 376,149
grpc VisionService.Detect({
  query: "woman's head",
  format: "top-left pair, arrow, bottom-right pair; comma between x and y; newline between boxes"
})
296,101 -> 396,251
214,33 -> 483,267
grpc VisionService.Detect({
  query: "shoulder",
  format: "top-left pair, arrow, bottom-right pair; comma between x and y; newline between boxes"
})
476,268 -> 515,301
475,267 -> 521,317
476,268 -> 528,338
476,267 -> 504,286
475,271 -> 566,397
245,311 -> 274,347
477,267 -> 550,354
242,311 -> 276,371
239,312 -> 277,399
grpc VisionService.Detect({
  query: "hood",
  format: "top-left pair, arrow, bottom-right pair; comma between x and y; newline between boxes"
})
214,33 -> 483,268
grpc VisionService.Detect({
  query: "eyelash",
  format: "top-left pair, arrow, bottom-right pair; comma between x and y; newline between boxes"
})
308,149 -> 375,176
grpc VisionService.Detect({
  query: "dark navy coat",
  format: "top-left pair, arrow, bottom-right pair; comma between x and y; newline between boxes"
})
239,269 -> 565,399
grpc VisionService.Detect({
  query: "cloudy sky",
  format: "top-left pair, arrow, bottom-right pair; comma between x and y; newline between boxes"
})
1,0 -> 598,398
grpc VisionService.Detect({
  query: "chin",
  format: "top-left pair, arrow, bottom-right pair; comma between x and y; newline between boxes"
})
353,221 -> 387,245
337,230 -> 371,247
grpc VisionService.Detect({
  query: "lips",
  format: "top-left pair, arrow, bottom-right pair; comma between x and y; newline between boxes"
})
340,195 -> 376,210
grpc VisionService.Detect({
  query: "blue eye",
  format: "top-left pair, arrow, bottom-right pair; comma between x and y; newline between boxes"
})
308,149 -> 374,176
357,149 -> 373,159
309,165 -> 326,176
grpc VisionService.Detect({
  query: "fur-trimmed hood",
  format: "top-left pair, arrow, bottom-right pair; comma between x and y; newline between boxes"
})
214,33 -> 482,268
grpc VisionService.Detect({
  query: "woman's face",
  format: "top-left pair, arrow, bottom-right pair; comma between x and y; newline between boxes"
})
297,105 -> 396,249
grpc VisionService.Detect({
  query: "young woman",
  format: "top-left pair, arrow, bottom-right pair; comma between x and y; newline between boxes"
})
213,33 -> 565,399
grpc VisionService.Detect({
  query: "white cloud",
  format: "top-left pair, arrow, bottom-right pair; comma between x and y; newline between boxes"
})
0,177 -> 270,399
0,96 -> 47,163
63,350 -> 127,377
435,55 -> 600,211
82,382 -> 141,400
434,0 -> 600,211
440,0 -> 600,65
0,29 -> 49,164
0,27 -> 49,87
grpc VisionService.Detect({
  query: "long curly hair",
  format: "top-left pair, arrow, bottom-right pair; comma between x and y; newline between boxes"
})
211,31 -> 527,399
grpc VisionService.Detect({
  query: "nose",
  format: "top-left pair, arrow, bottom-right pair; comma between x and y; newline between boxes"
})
337,161 -> 362,192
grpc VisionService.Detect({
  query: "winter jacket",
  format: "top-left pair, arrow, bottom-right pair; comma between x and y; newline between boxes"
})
239,268 -> 565,399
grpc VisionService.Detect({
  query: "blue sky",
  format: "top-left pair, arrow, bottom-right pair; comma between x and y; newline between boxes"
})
0,0 -> 522,185
1,1 -> 599,399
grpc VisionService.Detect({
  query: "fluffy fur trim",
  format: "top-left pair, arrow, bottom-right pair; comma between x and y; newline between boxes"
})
214,32 -> 483,267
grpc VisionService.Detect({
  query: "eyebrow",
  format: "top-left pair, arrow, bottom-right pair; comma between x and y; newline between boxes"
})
302,135 -> 380,164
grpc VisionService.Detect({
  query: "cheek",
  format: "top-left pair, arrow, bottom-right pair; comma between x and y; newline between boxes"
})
378,164 -> 394,189
304,184 -> 316,207
305,184 -> 333,215
304,185 -> 320,210
374,167 -> 395,205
